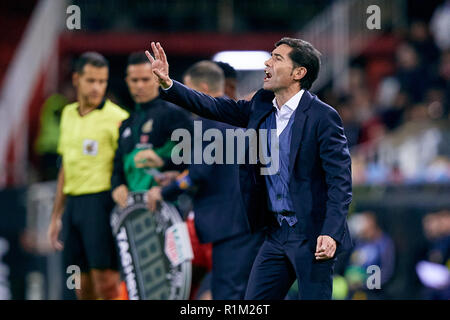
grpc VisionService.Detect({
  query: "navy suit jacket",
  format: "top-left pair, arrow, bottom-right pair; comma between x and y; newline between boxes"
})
188,117 -> 251,243
161,81 -> 353,253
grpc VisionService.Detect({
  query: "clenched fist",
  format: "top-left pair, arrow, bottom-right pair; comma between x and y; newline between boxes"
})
315,235 -> 337,260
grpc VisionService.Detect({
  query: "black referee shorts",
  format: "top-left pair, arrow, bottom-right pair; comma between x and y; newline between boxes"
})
61,191 -> 119,273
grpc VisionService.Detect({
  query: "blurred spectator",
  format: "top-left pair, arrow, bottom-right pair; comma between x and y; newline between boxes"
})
375,76 -> 401,110
379,90 -> 410,130
349,87 -> 373,124
430,0 -> 450,51
422,210 -> 450,266
359,117 -> 387,148
344,212 -> 396,299
408,20 -> 441,66
348,67 -> 368,94
335,97 -> 360,149
394,42 -> 429,103
34,93 -> 68,181
423,86 -> 446,120
215,61 -> 237,100
33,82 -> 75,182
417,210 -> 450,299
436,50 -> 450,116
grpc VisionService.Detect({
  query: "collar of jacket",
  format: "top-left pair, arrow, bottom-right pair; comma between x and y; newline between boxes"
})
135,96 -> 160,112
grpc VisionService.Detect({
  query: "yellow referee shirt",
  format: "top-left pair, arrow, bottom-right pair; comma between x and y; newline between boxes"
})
57,99 -> 129,195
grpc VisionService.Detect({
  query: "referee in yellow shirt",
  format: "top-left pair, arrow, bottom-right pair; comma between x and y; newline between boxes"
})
47,52 -> 128,300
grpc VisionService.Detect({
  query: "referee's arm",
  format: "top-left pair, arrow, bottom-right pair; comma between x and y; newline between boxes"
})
47,165 -> 66,251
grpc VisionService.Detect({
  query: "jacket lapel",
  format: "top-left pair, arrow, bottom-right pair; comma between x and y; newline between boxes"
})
246,89 -> 314,174
288,90 -> 314,175
245,92 -> 273,170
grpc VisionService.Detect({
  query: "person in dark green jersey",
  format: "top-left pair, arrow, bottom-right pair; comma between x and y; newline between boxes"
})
111,52 -> 192,208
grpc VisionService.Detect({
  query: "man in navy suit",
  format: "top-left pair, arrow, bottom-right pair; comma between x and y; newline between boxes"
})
145,37 -> 353,300
147,61 -> 264,299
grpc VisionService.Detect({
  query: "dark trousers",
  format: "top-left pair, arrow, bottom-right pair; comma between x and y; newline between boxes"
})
211,231 -> 265,300
245,219 -> 335,300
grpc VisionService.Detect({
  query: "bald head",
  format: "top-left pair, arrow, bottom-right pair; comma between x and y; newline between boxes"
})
183,61 -> 225,97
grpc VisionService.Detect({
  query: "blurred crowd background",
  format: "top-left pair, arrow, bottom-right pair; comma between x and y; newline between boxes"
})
0,0 -> 449,300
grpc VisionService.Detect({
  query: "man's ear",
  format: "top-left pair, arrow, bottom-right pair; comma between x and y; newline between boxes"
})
293,66 -> 307,82
72,73 -> 79,88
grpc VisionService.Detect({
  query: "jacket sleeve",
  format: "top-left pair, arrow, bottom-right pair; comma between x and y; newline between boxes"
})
160,118 -> 217,201
159,80 -> 252,128
317,107 -> 352,244
185,118 -> 217,184
159,105 -> 193,172
111,124 -> 127,191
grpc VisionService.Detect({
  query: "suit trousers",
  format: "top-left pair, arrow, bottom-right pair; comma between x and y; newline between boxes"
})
211,230 -> 265,299
245,219 -> 336,300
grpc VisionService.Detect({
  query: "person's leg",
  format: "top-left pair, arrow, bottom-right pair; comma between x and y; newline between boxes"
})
244,223 -> 296,300
296,257 -> 335,300
187,214 -> 213,300
75,273 -> 97,300
78,192 -> 121,299
62,196 -> 94,299
195,272 -> 212,300
90,269 -> 121,300
211,231 -> 264,299
284,224 -> 335,300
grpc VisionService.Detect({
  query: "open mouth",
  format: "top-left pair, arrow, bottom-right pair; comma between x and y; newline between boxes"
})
264,70 -> 272,81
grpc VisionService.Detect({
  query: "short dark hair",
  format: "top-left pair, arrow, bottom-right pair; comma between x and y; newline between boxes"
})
127,52 -> 151,67
74,52 -> 109,74
183,61 -> 225,93
215,61 -> 237,79
275,37 -> 321,90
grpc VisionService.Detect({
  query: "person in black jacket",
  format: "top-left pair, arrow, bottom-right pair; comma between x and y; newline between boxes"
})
147,61 -> 264,299
111,52 -> 192,207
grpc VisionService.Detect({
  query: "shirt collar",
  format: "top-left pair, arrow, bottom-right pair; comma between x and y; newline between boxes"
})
97,98 -> 106,110
77,98 -> 106,116
272,89 -> 304,113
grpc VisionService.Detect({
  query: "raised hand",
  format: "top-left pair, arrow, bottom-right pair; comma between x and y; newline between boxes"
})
145,42 -> 172,89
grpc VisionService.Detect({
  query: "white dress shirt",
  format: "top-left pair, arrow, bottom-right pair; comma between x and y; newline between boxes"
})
272,89 -> 304,137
